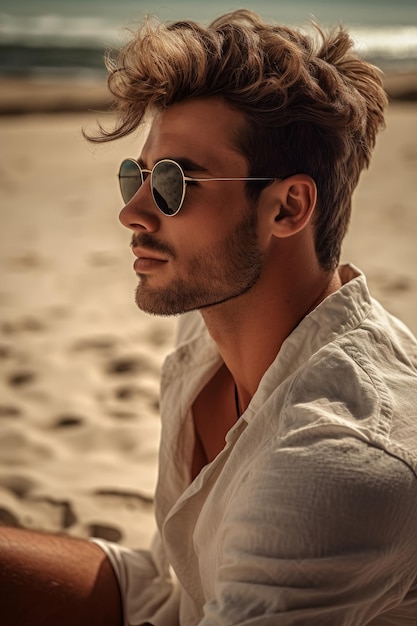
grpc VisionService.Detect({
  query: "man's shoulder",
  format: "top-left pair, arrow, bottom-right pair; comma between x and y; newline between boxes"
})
275,311 -> 417,478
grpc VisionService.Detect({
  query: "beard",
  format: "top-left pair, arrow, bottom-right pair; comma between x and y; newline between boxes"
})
134,208 -> 263,316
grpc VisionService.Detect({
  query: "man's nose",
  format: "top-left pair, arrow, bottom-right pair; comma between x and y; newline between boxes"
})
118,185 -> 160,233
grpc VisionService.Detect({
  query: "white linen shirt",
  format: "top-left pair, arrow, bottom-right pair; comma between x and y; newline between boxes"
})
96,265 -> 417,625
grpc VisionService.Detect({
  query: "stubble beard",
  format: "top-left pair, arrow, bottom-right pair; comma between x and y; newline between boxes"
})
135,209 -> 263,316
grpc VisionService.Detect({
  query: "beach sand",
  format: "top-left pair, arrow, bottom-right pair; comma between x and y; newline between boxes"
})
0,89 -> 416,550
0,107 -> 174,547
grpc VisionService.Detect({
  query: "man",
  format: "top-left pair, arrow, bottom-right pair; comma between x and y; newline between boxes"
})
1,9 -> 417,625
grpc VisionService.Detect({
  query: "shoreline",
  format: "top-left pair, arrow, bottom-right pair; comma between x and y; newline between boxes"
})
0,71 -> 417,115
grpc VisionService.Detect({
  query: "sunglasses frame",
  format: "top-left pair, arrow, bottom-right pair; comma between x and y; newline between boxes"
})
118,158 -> 278,216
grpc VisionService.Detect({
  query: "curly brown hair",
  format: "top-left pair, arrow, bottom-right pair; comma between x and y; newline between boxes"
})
87,9 -> 387,271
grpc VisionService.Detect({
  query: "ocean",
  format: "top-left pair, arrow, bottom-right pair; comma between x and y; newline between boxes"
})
1,0 -> 417,79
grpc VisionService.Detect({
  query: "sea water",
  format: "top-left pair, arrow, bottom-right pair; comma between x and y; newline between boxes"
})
0,0 -> 416,78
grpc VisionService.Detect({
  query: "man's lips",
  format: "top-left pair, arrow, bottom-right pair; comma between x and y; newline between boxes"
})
132,248 -> 168,273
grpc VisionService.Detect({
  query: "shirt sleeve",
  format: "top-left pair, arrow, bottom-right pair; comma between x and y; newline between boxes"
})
201,435 -> 417,625
92,531 -> 179,626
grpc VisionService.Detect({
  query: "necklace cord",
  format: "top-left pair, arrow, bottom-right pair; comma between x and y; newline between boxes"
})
234,383 -> 241,420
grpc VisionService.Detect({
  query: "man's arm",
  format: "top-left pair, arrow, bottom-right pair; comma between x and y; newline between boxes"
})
202,436 -> 417,624
0,527 -> 123,626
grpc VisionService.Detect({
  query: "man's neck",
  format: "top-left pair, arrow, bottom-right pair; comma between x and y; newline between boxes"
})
200,267 -> 342,413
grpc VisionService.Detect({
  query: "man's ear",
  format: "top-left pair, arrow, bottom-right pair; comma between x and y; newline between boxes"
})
269,174 -> 317,238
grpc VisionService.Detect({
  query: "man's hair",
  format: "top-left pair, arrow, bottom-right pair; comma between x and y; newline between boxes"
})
90,9 -> 387,271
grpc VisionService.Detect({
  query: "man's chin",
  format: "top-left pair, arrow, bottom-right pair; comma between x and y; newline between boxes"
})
135,288 -> 184,317
135,283 -> 256,317
134,284 -> 211,316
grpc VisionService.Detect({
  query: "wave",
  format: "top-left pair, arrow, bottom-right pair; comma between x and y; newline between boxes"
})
1,13 -> 416,77
352,26 -> 417,63
0,13 -> 122,48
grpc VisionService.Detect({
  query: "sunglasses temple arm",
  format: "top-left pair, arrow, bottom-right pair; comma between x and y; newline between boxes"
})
185,177 -> 278,182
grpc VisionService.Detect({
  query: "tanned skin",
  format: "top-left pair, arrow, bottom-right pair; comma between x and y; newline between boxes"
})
0,527 -> 122,625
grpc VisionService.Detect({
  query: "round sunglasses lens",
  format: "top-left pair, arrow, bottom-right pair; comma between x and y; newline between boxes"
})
152,161 -> 184,216
119,160 -> 143,203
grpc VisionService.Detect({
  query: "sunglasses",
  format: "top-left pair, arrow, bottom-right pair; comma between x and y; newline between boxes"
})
118,158 -> 277,216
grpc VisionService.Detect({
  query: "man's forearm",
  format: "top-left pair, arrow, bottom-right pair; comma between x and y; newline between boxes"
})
0,527 -> 123,626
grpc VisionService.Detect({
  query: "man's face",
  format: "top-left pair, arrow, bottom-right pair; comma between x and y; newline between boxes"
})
119,97 -> 264,316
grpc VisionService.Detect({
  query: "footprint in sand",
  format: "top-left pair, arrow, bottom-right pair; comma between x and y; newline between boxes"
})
0,343 -> 13,359
88,523 -> 122,543
0,405 -> 22,417
0,507 -> 20,527
54,414 -> 85,428
1,317 -> 46,335
5,252 -> 47,271
34,498 -> 77,529
70,336 -> 118,353
0,475 -> 36,498
7,370 -> 36,387
106,354 -> 151,376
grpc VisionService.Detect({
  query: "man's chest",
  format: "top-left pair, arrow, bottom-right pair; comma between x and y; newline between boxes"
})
191,364 -> 238,480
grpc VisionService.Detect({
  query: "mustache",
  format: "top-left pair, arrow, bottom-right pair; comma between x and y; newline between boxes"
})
131,233 -> 176,259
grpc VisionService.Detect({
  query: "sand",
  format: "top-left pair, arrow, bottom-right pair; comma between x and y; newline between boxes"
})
0,94 -> 416,550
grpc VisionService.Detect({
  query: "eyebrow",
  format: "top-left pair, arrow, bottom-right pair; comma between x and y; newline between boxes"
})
137,156 -> 209,173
